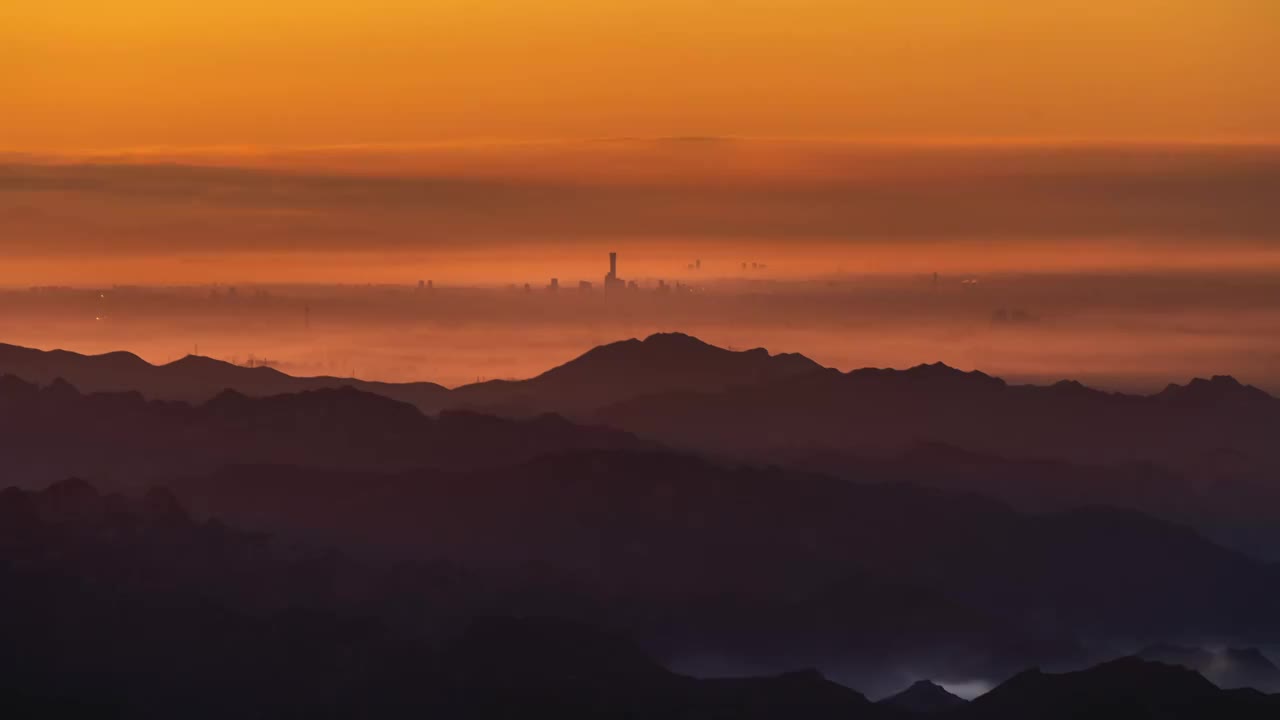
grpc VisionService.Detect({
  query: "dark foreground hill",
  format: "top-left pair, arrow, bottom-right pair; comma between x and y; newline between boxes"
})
3,480 -> 1277,719
0,479 -> 882,719
173,451 -> 1280,680
962,657 -> 1280,719
879,680 -> 968,713
1139,644 -> 1280,693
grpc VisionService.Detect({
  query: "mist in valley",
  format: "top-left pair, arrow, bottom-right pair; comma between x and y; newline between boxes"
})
5,269 -> 1279,393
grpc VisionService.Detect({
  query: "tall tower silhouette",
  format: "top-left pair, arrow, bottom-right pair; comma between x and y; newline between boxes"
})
605,251 -> 625,291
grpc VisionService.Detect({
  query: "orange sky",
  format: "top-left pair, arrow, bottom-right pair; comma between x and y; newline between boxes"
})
5,2 -> 1280,288
5,1 -> 1279,150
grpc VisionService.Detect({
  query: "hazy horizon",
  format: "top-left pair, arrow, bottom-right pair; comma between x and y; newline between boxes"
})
5,268 -> 1279,395
6,140 -> 1280,285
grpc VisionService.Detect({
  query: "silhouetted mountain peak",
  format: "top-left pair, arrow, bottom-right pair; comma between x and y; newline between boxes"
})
1229,648 -> 1279,672
42,476 -> 99,501
641,331 -> 715,349
166,354 -> 287,378
1045,379 -> 1110,399
912,361 -> 958,372
0,341 -> 453,416
0,372 -> 34,394
0,485 -> 36,523
637,332 -> 789,359
909,361 -> 1002,383
33,477 -> 106,525
92,350 -> 149,371
566,333 -> 731,366
554,333 -> 823,374
1141,643 -> 1280,692
43,376 -> 82,399
1157,375 -> 1275,407
976,656 -> 1223,717
0,343 -> 147,371
879,679 -> 967,713
445,332 -> 823,416
142,487 -> 191,525
843,362 -> 1006,390
1084,656 -> 1217,687
166,354 -> 229,370
205,387 -> 250,406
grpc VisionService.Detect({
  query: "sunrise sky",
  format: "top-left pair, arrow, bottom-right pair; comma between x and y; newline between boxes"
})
6,1 -> 1279,149
4,1 -> 1280,288
4,1 -> 1280,388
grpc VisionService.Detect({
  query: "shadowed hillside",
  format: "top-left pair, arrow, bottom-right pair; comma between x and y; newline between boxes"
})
0,341 -> 452,408
173,451 -> 1280,676
4,479 -> 1277,718
596,361 -> 1280,474
0,374 -> 644,489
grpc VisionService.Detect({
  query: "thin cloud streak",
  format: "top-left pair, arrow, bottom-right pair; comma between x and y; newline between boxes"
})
3,141 -> 1280,282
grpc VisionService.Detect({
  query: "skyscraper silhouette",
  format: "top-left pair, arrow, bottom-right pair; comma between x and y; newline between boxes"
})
605,251 -> 626,291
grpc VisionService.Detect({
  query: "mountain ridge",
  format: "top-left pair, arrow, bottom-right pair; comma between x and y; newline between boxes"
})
6,336 -> 1272,416
878,679 -> 968,713
8,334 -> 1280,555
0,373 -> 646,490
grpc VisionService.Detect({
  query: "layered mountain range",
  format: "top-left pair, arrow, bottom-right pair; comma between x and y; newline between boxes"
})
7,333 -> 1277,476
4,334 -> 1280,714
5,334 -> 1280,551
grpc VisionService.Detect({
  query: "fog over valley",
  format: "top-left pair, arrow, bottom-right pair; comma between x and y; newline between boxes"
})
5,268 -> 1279,393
